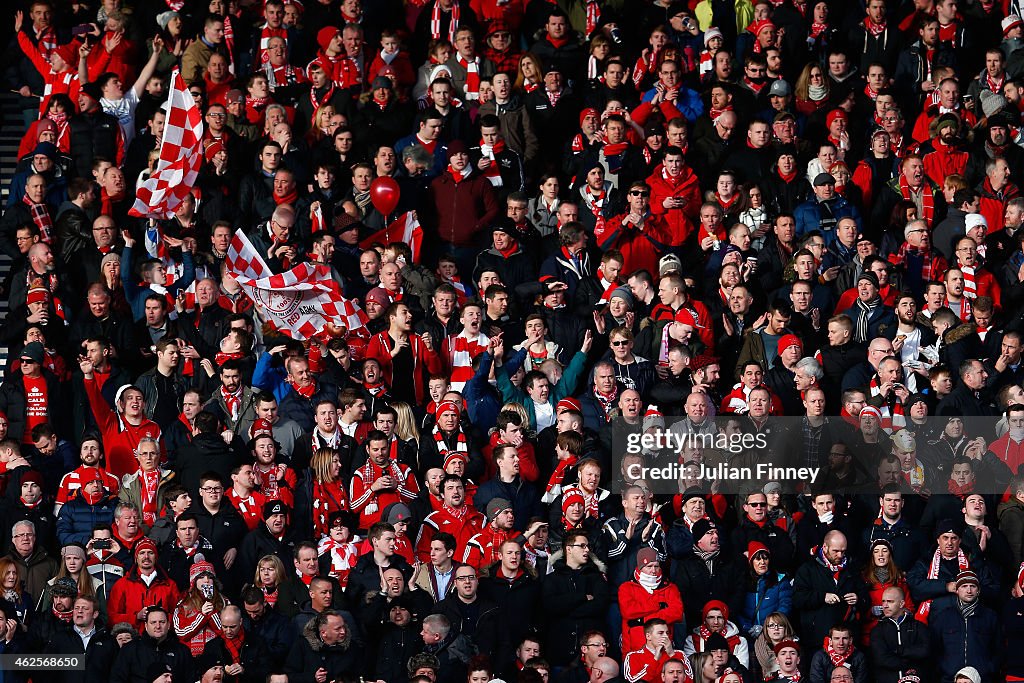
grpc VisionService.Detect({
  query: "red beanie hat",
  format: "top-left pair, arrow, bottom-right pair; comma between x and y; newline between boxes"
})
703,599 -> 730,622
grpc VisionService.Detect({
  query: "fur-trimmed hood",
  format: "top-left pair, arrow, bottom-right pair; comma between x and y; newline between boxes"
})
943,321 -> 978,346
302,615 -> 352,652
548,549 -> 607,574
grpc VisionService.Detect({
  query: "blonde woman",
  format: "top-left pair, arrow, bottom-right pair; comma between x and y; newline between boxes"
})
795,63 -> 830,116
749,612 -> 795,681
308,446 -> 348,538
244,554 -> 287,608
393,402 -> 421,446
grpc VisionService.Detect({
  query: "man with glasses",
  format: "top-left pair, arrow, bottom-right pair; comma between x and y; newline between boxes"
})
597,181 -> 673,277
842,336 -> 895,393
192,471 -> 247,591
436,565 -> 502,665
554,630 -> 608,683
732,492 -> 796,573
0,340 -> 64,444
639,59 -> 702,129
542,530 -> 611,666
2,519 -> 58,599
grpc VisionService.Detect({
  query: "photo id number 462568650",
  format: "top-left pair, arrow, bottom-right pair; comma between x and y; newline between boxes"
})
1,655 -> 85,670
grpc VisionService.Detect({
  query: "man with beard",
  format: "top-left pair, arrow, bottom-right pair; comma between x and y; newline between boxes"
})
416,475 -> 486,563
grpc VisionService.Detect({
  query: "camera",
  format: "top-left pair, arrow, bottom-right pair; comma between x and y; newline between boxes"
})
93,539 -> 112,550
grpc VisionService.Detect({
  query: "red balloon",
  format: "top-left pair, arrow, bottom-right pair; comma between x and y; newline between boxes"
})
370,176 -> 401,216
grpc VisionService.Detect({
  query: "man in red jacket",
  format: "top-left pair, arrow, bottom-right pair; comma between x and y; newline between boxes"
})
416,473 -> 485,562
81,357 -> 162,478
428,140 -> 501,276
364,303 -> 443,406
106,537 -> 180,631
647,147 -> 701,243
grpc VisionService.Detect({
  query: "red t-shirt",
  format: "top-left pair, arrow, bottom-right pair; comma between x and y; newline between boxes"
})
22,374 -> 48,443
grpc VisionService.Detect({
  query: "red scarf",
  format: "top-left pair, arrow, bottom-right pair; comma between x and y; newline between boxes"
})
448,163 -> 469,183
545,455 -> 578,496
214,351 -> 244,366
53,605 -> 73,622
594,387 -> 618,420
696,624 -> 740,651
221,386 -> 242,420
140,469 -> 160,526
481,138 -> 505,186
916,548 -> 968,621
865,16 -> 887,35
899,174 -> 935,225
442,501 -> 469,520
824,637 -> 853,667
289,379 -> 316,399
223,630 -> 245,663
810,22 -> 829,38
23,194 -> 53,243
585,0 -> 601,36
274,187 -> 298,205
948,478 -> 975,496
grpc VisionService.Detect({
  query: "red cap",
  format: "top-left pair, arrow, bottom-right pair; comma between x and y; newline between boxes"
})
674,308 -> 697,327
557,397 -> 582,414
250,418 -> 274,439
135,537 -> 158,557
579,107 -> 599,126
204,139 -> 224,162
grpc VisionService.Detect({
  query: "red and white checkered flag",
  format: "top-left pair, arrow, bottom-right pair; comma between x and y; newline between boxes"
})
359,211 -> 424,261
226,230 -> 368,340
129,69 -> 203,218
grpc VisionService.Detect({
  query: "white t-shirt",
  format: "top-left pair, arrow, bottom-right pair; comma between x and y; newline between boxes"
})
101,88 -> 140,145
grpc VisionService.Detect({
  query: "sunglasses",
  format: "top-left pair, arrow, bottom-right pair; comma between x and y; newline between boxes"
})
747,502 -> 768,507
611,340 -> 630,346
629,190 -> 650,197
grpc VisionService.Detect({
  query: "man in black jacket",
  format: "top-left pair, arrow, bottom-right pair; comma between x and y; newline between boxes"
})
869,586 -> 930,683
792,530 -> 868,649
671,519 -> 745,630
204,605 -> 271,683
542,530 -> 612,666
110,607 -> 194,683
175,413 -> 245,493
241,587 -> 295,671
284,611 -> 361,683
434,564 -> 504,660
44,595 -> 117,683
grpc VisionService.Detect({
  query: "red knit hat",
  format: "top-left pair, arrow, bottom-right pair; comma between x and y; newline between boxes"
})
778,334 -> 802,353
702,599 -> 729,622
557,397 -> 582,414
189,558 -> 216,585
135,537 -> 158,557
443,450 -> 468,470
436,400 -> 460,417
204,139 -> 225,162
562,489 -> 586,513
317,26 -> 340,51
746,541 -> 770,563
250,418 -> 274,439
26,283 -> 49,306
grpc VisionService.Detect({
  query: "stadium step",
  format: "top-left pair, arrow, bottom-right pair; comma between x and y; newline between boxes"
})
0,92 -> 28,383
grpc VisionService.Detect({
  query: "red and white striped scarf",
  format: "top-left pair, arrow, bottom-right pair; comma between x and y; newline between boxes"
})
899,174 -> 935,226
37,27 -> 58,60
585,0 -> 601,37
957,260 -> 978,299
139,469 -> 161,526
221,385 -> 241,420
41,69 -> 76,115
986,72 -> 1006,93
433,424 -> 468,461
23,194 -> 53,243
864,17 -> 887,36
223,14 -> 235,74
430,0 -> 460,42
480,139 -> 504,186
868,379 -> 906,433
916,547 -> 968,621
447,330 -> 488,391
317,537 -> 359,586
458,55 -> 480,100
259,24 -> 288,64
